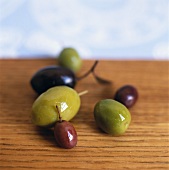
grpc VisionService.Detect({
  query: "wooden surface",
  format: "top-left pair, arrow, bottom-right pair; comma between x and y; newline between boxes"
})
0,59 -> 169,170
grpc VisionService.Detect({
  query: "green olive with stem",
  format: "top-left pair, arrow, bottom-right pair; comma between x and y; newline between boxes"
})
31,86 -> 84,127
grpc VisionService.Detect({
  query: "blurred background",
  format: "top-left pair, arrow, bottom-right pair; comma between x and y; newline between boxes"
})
0,0 -> 168,60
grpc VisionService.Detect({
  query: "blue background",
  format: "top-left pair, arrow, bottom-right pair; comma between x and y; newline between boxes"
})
0,0 -> 168,59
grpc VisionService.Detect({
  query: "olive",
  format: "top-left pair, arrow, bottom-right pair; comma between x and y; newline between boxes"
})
54,106 -> 77,149
94,99 -> 131,136
114,85 -> 138,108
58,47 -> 82,73
30,65 -> 76,94
54,120 -> 77,149
31,86 -> 80,127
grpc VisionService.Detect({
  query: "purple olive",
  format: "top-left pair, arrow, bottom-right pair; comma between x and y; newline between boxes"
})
54,106 -> 77,149
114,85 -> 138,108
30,66 -> 76,94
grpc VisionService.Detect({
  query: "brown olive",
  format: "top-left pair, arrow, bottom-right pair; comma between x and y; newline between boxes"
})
54,120 -> 77,149
114,85 -> 138,108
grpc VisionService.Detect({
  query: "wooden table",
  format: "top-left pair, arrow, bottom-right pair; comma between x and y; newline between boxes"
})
0,59 -> 169,170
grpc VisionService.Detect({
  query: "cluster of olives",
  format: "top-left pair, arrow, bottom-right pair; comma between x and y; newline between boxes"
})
30,47 -> 138,149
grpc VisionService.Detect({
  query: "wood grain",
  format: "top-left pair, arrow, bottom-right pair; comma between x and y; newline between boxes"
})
0,59 -> 169,170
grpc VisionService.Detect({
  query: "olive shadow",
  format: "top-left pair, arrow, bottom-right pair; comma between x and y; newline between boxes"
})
100,84 -> 115,99
35,126 -> 58,147
96,126 -> 109,135
75,84 -> 115,134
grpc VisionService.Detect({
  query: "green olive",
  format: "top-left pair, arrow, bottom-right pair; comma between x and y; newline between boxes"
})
58,47 -> 82,73
94,99 -> 131,136
31,86 -> 80,127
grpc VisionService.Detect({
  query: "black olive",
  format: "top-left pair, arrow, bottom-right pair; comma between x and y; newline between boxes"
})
30,66 -> 76,94
30,61 -> 111,95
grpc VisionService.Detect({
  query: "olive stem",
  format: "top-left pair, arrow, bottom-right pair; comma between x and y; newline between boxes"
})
56,105 -> 62,123
77,60 -> 99,81
77,60 -> 112,85
78,90 -> 88,96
